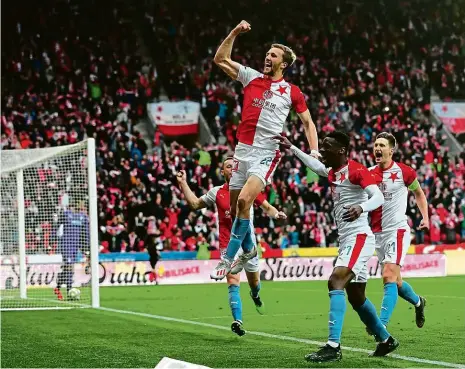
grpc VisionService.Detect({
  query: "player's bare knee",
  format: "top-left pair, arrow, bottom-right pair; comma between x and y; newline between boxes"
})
227,274 -> 240,286
382,264 -> 397,284
245,271 -> 259,286
236,196 -> 252,213
382,275 -> 397,284
328,274 -> 344,291
248,280 -> 259,290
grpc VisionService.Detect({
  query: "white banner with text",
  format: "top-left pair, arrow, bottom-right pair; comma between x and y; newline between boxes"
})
147,101 -> 200,136
0,254 -> 446,289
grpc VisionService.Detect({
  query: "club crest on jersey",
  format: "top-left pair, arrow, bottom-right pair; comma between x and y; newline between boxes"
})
263,90 -> 273,100
379,182 -> 387,192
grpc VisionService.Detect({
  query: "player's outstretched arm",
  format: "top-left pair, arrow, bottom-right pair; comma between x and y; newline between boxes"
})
411,181 -> 430,230
273,135 -> 328,177
176,170 -> 207,210
290,145 -> 328,176
260,200 -> 287,220
213,20 -> 250,80
297,110 -> 319,153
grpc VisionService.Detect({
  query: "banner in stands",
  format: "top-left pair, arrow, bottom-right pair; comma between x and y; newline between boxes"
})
147,101 -> 200,136
0,254 -> 446,289
432,103 -> 465,134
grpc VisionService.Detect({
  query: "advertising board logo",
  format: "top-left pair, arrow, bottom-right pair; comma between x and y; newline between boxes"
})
260,258 -> 325,281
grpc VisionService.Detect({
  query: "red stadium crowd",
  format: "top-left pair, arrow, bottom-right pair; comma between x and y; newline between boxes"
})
142,0 -> 465,249
1,0 -> 464,254
1,1 -> 158,253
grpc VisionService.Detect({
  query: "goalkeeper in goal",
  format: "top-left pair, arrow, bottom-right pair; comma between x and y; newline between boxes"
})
53,197 -> 89,301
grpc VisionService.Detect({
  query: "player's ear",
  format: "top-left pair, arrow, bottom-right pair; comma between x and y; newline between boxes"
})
281,62 -> 288,70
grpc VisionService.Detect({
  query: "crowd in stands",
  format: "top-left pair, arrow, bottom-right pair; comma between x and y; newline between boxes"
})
142,0 -> 465,249
1,0 -> 464,255
1,1 -> 160,254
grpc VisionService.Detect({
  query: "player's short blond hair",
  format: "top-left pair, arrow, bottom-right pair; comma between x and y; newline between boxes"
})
271,43 -> 297,68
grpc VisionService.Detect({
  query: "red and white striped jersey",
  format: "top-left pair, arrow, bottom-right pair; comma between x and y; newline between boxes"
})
369,162 -> 417,233
200,182 -> 266,249
327,160 -> 378,239
236,65 -> 308,150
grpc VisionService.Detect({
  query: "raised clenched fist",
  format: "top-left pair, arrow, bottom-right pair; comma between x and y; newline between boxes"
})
275,211 -> 288,220
176,170 -> 187,184
232,20 -> 251,35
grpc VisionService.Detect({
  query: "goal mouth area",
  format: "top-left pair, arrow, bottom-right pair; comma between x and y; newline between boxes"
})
1,139 -> 100,310
1,300 -> 90,311
1,287 -> 92,311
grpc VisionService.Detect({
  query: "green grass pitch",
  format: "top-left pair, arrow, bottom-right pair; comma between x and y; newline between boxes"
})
2,276 -> 465,368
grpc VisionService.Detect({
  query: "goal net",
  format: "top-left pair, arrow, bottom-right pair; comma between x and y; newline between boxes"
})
0,139 -> 99,310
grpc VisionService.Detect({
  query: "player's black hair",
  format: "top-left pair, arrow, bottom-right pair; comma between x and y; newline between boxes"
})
376,132 -> 397,148
326,131 -> 350,151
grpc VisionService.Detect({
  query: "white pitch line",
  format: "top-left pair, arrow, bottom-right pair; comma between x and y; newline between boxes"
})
190,312 -> 323,320
99,306 -> 465,368
190,315 -> 235,320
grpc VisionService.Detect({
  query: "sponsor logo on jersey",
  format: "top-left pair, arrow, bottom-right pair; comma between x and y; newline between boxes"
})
252,97 -> 276,111
383,192 -> 393,201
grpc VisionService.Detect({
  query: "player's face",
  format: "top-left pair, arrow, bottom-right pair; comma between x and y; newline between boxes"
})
264,47 -> 286,76
373,138 -> 393,164
319,138 -> 345,168
221,159 -> 234,183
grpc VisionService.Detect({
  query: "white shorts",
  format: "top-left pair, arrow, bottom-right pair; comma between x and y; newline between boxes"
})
375,227 -> 411,266
335,232 -> 375,283
220,248 -> 260,273
230,143 -> 281,190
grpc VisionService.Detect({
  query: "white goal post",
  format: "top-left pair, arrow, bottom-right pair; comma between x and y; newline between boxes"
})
0,139 -> 100,310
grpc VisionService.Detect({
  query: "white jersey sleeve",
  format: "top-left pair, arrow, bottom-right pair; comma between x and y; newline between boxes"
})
200,186 -> 220,207
236,65 -> 263,87
291,145 -> 329,177
360,184 -> 384,213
